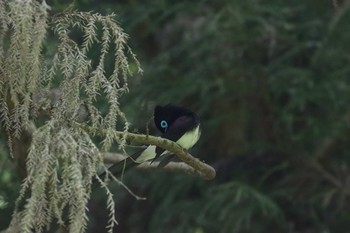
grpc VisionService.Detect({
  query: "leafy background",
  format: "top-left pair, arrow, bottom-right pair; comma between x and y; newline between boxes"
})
1,0 -> 350,232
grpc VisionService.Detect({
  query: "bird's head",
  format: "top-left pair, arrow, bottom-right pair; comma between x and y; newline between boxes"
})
154,104 -> 194,133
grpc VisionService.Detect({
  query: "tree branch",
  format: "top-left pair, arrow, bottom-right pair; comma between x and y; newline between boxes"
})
36,90 -> 216,180
80,124 -> 216,180
103,152 -> 211,178
114,131 -> 216,180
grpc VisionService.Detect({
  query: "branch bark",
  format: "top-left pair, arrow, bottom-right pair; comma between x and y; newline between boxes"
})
114,131 -> 216,180
103,152 -> 211,178
81,124 -> 216,180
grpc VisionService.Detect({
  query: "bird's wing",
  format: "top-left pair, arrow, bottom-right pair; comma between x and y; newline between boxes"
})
153,115 -> 195,161
135,145 -> 156,163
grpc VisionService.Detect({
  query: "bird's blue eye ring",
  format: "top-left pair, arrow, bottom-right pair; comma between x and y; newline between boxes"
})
160,120 -> 168,128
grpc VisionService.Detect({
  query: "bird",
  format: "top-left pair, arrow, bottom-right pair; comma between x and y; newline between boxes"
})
136,103 -> 201,165
96,103 -> 201,182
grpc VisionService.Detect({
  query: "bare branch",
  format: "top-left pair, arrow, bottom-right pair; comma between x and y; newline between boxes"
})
80,124 -> 216,180
103,152 -> 212,178
103,152 -> 127,164
114,131 -> 216,180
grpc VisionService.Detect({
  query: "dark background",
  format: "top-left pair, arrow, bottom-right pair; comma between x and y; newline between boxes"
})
1,0 -> 350,232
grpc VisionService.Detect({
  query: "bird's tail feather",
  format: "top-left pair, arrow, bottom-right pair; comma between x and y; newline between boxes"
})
157,154 -> 174,168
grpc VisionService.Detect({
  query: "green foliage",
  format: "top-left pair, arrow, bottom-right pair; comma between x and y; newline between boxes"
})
0,196 -> 7,210
0,142 -> 20,229
109,172 -> 284,233
201,182 -> 284,233
78,0 -> 350,232
2,0 -> 350,233
18,121 -> 101,233
0,0 -> 49,143
0,1 -> 140,232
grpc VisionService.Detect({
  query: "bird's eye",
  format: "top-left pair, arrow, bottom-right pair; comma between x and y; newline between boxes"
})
160,120 -> 168,128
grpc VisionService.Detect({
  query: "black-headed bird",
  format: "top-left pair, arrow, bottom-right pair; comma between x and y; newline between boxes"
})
136,103 -> 201,165
97,103 -> 201,181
